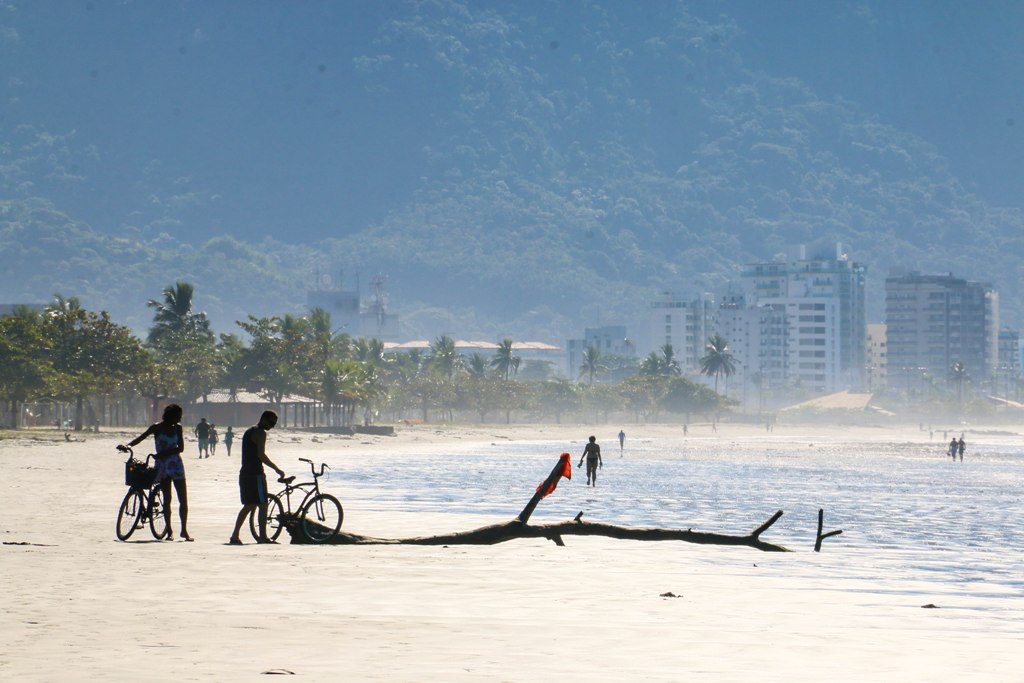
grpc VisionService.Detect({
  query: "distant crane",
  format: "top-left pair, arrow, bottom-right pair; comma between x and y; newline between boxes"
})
368,274 -> 388,329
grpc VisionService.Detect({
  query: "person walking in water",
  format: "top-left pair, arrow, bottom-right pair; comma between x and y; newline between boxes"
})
229,411 -> 287,545
618,430 -> 625,456
958,436 -> 966,462
948,437 -> 959,460
123,403 -> 192,542
577,435 -> 603,486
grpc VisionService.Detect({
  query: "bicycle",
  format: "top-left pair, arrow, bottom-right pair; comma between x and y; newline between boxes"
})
115,445 -> 171,541
248,457 -> 343,543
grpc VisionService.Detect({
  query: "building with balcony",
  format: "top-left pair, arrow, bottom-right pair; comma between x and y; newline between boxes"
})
738,244 -> 867,392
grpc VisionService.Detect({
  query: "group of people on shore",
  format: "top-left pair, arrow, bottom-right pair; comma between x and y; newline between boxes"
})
122,405 -> 285,545
193,418 -> 235,458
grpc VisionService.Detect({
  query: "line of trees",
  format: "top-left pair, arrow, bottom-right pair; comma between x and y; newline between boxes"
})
0,283 -> 730,430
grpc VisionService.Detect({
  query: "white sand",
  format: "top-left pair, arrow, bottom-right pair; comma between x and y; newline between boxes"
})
2,422 -> 1022,681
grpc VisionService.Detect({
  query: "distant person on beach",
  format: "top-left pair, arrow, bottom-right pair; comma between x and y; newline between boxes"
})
948,437 -> 959,460
577,435 -> 602,486
618,430 -> 625,456
208,424 -> 218,456
223,426 -> 234,456
683,424 -> 688,436
958,437 -> 966,462
195,417 -> 210,458
123,403 -> 192,542
229,411 -> 286,545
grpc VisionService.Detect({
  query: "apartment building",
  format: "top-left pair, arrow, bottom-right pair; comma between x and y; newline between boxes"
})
738,245 -> 867,392
645,292 -> 714,373
884,272 -> 998,392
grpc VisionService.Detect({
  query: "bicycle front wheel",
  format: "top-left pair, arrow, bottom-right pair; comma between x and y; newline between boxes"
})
300,494 -> 343,543
248,494 -> 284,542
148,486 -> 170,540
116,489 -> 144,541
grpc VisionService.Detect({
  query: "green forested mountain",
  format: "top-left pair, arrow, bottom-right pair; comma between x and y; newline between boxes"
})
2,2 -> 1022,343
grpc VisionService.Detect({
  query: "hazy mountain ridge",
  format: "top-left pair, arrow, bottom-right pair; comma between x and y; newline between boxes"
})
2,2 -> 1023,342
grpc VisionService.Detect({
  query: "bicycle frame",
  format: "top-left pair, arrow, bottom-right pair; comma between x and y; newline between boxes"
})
274,457 -> 328,514
254,456 -> 342,542
116,445 -> 170,541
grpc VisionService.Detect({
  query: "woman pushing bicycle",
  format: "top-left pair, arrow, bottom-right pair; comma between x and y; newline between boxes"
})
122,403 -> 193,542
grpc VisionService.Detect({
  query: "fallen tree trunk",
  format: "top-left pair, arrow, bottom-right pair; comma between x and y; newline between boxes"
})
280,453 -> 791,551
280,509 -> 790,552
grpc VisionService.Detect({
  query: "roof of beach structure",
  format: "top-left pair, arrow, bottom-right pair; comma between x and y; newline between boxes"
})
383,340 -> 561,351
780,390 -> 876,412
201,390 -> 317,404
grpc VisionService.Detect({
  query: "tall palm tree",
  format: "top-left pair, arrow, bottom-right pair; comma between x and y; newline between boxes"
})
578,344 -> 607,385
146,281 -> 211,343
490,338 -> 520,381
699,333 -> 737,394
430,335 -> 459,380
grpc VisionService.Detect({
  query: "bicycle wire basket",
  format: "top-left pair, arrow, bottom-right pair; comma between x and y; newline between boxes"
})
125,458 -> 156,490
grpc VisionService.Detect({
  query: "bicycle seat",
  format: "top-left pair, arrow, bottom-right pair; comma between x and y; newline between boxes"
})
278,475 -> 296,485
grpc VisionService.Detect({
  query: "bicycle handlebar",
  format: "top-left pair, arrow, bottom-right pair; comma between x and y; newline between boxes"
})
117,445 -> 155,466
297,457 -> 329,478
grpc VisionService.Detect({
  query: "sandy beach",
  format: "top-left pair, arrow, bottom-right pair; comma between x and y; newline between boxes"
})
2,421 -> 1022,682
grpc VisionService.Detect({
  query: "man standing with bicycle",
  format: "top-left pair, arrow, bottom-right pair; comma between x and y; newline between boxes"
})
229,410 -> 286,545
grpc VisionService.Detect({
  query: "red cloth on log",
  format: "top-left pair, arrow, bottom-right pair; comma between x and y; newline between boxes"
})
536,452 -> 572,497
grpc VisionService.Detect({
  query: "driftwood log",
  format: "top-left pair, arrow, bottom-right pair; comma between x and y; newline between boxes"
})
280,454 -> 791,552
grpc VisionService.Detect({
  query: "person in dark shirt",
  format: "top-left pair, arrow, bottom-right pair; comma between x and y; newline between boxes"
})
195,418 -> 211,458
577,435 -> 603,486
228,411 -> 286,544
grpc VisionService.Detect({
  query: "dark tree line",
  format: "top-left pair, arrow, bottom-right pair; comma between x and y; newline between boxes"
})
0,284 -> 729,430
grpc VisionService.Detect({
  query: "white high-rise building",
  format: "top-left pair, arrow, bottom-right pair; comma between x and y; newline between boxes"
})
737,244 -> 867,393
645,292 -> 714,373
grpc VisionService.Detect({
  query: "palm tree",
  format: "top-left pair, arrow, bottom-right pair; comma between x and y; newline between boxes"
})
353,338 -> 386,366
699,333 -> 737,394
578,344 -> 607,385
146,281 -> 211,343
638,351 -> 662,376
659,343 -> 681,376
430,335 -> 460,380
466,352 -> 489,379
490,339 -> 520,381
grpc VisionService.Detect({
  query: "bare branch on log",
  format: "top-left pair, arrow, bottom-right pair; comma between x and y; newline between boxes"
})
814,508 -> 843,552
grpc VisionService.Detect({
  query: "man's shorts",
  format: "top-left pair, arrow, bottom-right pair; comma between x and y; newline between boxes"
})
239,471 -> 268,505
198,438 -> 209,451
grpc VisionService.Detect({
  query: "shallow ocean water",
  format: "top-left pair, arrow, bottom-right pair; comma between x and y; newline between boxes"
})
307,432 -> 1024,617
320,434 -> 1022,544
